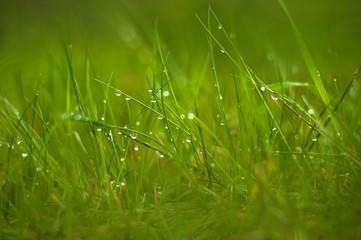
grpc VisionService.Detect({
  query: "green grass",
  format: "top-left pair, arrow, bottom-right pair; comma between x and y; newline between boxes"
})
1,0 -> 361,239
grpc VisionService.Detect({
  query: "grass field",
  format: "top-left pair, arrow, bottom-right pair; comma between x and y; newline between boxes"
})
1,0 -> 361,239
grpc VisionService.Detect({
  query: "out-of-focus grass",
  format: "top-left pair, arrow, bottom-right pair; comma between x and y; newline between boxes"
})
1,0 -> 361,239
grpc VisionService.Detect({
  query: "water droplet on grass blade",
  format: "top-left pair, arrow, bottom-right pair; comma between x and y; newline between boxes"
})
163,90 -> 170,97
22,153 -> 28,158
260,86 -> 266,91
74,115 -> 82,120
134,146 -> 139,151
187,113 -> 195,120
186,138 -> 191,143
271,95 -> 278,101
115,90 -> 122,96
125,97 -> 131,101
97,128 -> 102,132
130,133 -> 137,139
158,115 -> 163,120
308,109 -> 314,115
218,24 -> 222,30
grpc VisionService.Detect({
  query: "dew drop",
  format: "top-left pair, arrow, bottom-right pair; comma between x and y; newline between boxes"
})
148,88 -> 153,93
220,49 -> 225,53
97,128 -> 102,132
74,115 -> 82,120
22,153 -> 28,158
187,113 -> 195,120
17,140 -> 22,145
260,86 -> 266,91
271,95 -> 278,101
103,100 -> 107,103
115,90 -> 122,96
316,70 -> 321,77
163,90 -> 170,97
134,146 -> 139,151
136,121 -> 140,126
308,109 -> 314,115
210,163 -> 216,168
312,138 -> 317,142
101,116 -> 105,121
180,114 -> 185,119
125,97 -> 131,101
120,157 -> 125,162
218,24 -> 222,30
130,133 -> 137,139
272,127 -> 277,131
186,139 -> 192,143
36,167 -> 41,172
158,115 -> 163,120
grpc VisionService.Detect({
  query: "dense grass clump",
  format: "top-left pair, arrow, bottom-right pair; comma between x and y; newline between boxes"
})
1,0 -> 361,239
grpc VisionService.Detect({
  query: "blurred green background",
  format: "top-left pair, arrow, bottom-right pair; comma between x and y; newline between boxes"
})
1,0 -> 361,104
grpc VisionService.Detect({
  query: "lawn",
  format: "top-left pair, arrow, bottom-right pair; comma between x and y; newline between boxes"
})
1,0 -> 361,239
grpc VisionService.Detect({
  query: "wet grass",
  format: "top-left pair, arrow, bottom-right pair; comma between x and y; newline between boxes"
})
1,0 -> 361,239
